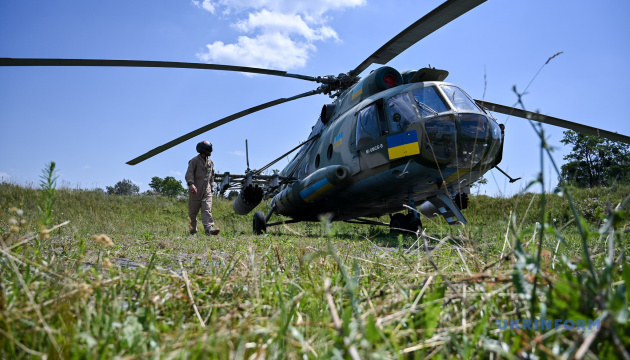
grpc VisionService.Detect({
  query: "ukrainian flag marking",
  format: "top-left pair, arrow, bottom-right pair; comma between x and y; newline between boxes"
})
333,132 -> 343,148
351,84 -> 363,100
299,178 -> 334,202
387,130 -> 420,160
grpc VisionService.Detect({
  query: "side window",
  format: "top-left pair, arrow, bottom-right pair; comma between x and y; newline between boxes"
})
356,104 -> 380,148
387,93 -> 420,133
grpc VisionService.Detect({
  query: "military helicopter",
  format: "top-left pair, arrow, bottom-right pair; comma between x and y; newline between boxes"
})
3,0 -> 629,234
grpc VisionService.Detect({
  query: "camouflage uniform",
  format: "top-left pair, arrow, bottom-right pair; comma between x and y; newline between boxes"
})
185,154 -> 215,234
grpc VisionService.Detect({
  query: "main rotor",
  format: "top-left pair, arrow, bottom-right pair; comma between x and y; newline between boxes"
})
0,0 -> 487,164
4,0 -> 628,165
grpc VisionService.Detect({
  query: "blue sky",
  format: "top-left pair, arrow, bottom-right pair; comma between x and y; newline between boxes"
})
1,0 -> 629,197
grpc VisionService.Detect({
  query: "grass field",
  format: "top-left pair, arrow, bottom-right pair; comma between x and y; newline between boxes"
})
1,178 -> 629,359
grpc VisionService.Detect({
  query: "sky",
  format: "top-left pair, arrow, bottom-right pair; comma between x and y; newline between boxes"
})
1,0 -> 629,197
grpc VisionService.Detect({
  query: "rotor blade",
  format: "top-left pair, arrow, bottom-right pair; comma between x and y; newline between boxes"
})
245,139 -> 250,170
350,0 -> 486,76
0,58 -> 318,82
126,89 -> 321,165
476,100 -> 630,144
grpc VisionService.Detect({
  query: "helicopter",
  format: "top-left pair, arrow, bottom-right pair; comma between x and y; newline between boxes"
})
2,0 -> 629,234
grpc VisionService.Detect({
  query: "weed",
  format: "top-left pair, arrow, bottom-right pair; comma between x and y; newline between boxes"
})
37,161 -> 57,228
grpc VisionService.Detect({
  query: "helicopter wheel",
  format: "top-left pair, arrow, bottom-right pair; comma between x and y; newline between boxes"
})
389,213 -> 409,235
253,211 -> 267,235
407,213 -> 423,233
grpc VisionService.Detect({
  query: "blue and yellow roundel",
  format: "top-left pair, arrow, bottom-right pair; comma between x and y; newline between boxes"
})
351,83 -> 363,101
333,132 -> 343,148
387,130 -> 420,160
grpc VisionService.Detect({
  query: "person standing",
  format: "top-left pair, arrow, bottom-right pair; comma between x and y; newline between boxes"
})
185,140 -> 220,236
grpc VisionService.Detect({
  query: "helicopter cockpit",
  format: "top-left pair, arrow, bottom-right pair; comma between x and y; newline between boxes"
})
433,84 -> 502,170
358,82 -> 503,170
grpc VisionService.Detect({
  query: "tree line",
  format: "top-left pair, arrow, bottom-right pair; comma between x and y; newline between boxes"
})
106,176 -> 187,197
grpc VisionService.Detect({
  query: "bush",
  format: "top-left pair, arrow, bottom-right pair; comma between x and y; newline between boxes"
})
106,179 -> 139,196
148,176 -> 186,197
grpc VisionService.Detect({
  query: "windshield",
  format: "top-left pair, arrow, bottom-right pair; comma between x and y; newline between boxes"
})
411,86 -> 449,114
386,86 -> 450,133
440,85 -> 480,112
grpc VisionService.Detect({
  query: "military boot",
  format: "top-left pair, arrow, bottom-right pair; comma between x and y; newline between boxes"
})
205,227 -> 220,236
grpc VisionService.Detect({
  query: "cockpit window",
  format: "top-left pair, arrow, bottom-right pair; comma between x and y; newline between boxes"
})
440,85 -> 480,112
386,93 -> 420,133
411,86 -> 449,115
386,86 -> 449,133
356,104 -> 381,147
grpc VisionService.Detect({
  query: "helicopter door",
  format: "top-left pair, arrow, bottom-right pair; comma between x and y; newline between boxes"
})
355,103 -> 390,169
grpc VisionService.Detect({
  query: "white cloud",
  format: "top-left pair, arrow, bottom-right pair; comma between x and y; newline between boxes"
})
199,32 -> 313,69
230,150 -> 246,156
170,170 -> 183,176
234,10 -> 338,42
0,172 -> 10,180
192,0 -> 216,14
215,0 -> 365,18
83,165 -> 90,169
194,0 -> 363,70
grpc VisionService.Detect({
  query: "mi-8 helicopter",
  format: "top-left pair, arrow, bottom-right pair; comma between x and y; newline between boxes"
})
3,0 -> 629,234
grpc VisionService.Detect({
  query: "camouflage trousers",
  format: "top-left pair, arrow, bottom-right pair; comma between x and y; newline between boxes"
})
188,194 -> 214,234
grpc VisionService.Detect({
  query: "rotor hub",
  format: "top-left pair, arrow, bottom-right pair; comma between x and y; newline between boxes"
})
315,72 -> 359,96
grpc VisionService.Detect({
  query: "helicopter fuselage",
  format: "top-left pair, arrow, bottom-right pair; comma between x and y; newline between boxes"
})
273,68 -> 504,223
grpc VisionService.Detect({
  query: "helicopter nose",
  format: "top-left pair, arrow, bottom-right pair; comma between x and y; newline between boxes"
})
456,113 -> 502,168
420,113 -> 502,168
420,115 -> 457,165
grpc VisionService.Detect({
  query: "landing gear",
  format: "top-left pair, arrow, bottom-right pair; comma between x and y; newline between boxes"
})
407,213 -> 422,233
389,213 -> 422,235
253,211 -> 267,235
389,213 -> 408,234
390,194 -> 423,235
454,193 -> 469,210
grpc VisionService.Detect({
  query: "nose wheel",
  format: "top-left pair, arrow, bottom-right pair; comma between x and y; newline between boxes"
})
390,213 -> 422,235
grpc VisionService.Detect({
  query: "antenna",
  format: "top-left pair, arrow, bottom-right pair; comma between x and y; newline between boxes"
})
245,139 -> 250,172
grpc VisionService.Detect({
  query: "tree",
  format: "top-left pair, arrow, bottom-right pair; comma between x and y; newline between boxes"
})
560,130 -> 630,188
149,176 -> 186,197
106,179 -> 140,195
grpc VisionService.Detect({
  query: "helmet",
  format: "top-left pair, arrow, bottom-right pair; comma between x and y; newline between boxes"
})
196,140 -> 213,154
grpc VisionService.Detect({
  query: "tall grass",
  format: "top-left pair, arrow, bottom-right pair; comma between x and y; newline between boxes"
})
0,161 -> 629,358
37,161 -> 57,228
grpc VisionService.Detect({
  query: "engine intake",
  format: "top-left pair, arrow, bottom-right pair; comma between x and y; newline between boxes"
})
232,184 -> 264,215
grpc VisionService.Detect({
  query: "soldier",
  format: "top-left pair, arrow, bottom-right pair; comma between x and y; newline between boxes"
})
185,140 -> 220,236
